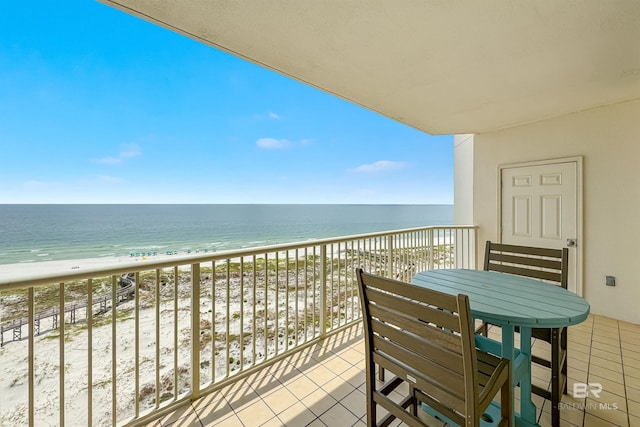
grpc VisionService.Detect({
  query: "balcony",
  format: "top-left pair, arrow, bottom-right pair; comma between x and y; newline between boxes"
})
0,226 -> 475,426
155,315 -> 640,427
2,225 -> 638,426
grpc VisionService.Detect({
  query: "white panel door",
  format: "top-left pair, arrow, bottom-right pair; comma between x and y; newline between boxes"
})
501,161 -> 579,293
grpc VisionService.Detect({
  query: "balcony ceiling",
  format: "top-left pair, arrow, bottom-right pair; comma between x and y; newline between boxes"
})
101,1 -> 640,135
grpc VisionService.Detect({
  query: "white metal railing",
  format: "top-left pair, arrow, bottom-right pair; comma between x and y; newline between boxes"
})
0,225 -> 477,426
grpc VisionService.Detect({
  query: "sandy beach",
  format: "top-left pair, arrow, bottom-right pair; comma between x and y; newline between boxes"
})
0,253 -> 332,426
0,252 -> 190,280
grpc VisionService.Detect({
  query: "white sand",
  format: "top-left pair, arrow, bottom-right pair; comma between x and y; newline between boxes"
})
0,253 -> 185,280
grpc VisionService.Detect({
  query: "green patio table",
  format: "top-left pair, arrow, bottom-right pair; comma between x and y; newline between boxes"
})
411,268 -> 590,427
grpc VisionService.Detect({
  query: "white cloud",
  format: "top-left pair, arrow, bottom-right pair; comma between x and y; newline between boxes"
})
256,138 -> 291,150
268,112 -> 281,120
94,175 -> 125,184
120,143 -> 142,159
94,143 -> 142,164
95,156 -> 122,165
351,160 -> 409,173
23,180 -> 48,188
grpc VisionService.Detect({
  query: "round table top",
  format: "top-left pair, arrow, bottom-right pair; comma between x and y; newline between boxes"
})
411,269 -> 590,328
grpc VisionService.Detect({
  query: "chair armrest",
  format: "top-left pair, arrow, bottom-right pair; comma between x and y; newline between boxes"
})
478,357 -> 511,411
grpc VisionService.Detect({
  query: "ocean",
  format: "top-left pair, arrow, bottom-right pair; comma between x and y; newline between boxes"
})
0,204 -> 453,266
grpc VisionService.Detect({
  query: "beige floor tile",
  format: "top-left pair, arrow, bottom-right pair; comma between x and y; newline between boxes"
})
305,364 -> 338,387
592,346 -> 623,362
319,403 -> 360,427
593,322 -> 619,334
150,315 -> 640,427
590,354 -> 623,373
195,398 -> 235,425
322,375 -> 357,401
623,341 -> 640,353
585,374 -> 627,398
301,387 -> 339,416
625,349 -> 640,363
571,340 -> 593,355
164,410 -> 203,427
559,404 -> 586,427
628,386 -> 640,404
340,365 -> 366,389
568,357 -> 589,373
626,365 -> 640,380
225,386 -> 261,412
235,399 -> 276,427
592,334 -> 620,349
591,340 -> 622,355
589,364 -> 625,384
284,374 -> 320,399
585,403 -> 630,427
201,412 -> 243,427
624,355 -> 640,370
593,315 -> 618,326
587,390 -> 627,413
627,375 -> 640,391
336,347 -> 364,366
568,367 -> 588,383
620,322 -> 640,333
158,404 -> 200,426
583,412 -> 624,427
569,329 -> 593,344
569,348 -> 591,363
340,389 -> 367,419
620,329 -> 640,343
629,399 -> 640,417
322,354 -> 353,376
262,386 -> 299,415
277,401 -> 318,427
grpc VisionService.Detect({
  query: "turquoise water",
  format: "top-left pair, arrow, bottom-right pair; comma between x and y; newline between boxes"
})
0,204 -> 452,265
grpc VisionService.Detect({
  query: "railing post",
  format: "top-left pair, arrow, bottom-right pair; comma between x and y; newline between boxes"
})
320,244 -> 327,339
474,227 -> 479,269
191,263 -> 201,400
428,228 -> 435,270
386,235 -> 394,279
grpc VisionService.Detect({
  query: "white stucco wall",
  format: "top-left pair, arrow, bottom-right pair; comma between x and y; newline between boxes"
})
457,99 -> 640,324
454,134 -> 474,225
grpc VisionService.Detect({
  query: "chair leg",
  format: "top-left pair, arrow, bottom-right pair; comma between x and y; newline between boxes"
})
551,328 -> 561,427
561,327 -> 568,394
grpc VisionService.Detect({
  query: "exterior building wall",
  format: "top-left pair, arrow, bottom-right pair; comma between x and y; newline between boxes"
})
456,99 -> 640,324
454,134 -> 474,225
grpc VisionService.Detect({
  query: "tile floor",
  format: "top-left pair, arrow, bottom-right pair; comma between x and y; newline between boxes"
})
148,314 -> 640,427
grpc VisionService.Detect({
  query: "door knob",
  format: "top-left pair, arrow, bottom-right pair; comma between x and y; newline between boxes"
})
566,239 -> 577,247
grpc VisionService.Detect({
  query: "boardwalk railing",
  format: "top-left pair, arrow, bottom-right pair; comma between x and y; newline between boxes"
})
0,225 -> 477,426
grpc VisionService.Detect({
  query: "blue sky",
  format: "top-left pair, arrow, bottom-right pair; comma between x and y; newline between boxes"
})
0,1 -> 453,204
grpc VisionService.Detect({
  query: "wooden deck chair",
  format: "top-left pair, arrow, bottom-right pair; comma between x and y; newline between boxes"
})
356,268 -> 512,427
477,241 -> 568,427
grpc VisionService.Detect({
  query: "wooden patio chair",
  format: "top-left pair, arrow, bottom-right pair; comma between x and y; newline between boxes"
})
477,241 -> 568,427
356,268 -> 512,427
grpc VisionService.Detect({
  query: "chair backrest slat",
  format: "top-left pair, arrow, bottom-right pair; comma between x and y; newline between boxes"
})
372,334 -> 466,398
356,269 -> 478,424
370,317 -> 464,375
361,271 -> 460,312
365,286 -> 461,332
369,305 -> 464,355
484,241 -> 568,289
